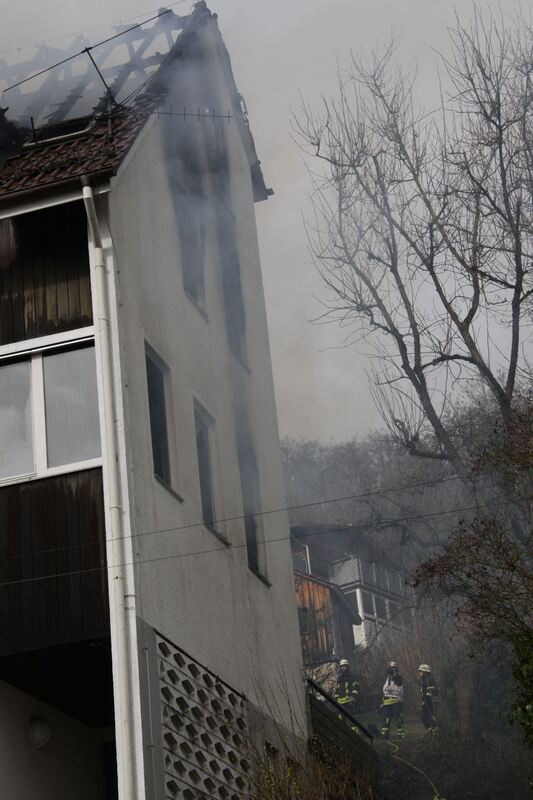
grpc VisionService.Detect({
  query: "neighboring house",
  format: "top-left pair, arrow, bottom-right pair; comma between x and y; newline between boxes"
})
0,5 -> 306,799
292,524 -> 414,649
294,569 -> 361,672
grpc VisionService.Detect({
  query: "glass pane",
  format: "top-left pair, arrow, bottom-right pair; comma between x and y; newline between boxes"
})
0,361 -> 33,478
375,563 -> 389,591
362,591 -> 375,616
375,596 -> 387,620
361,560 -> 375,585
195,411 -> 215,529
44,347 -> 101,467
146,354 -> 171,484
389,570 -> 403,594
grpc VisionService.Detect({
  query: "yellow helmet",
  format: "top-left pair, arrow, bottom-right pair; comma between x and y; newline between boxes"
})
418,663 -> 431,673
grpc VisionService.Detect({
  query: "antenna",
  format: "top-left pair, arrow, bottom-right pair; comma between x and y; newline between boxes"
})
84,48 -> 118,108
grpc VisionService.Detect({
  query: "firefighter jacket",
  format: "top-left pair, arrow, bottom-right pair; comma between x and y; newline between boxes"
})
382,673 -> 404,705
419,673 -> 438,700
334,673 -> 360,706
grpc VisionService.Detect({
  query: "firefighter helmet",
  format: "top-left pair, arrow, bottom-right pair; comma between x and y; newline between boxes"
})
339,658 -> 349,667
418,663 -> 431,673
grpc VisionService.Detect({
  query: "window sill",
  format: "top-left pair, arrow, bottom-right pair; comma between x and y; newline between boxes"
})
185,291 -> 209,322
248,565 -> 272,588
0,458 -> 103,489
155,475 -> 184,503
204,524 -> 231,547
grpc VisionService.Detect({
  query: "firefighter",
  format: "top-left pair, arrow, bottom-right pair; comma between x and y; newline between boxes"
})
380,660 -> 404,739
418,663 -> 438,732
334,658 -> 360,730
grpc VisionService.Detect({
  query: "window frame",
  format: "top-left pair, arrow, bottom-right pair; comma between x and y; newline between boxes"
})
0,326 -> 102,487
145,345 -> 173,488
193,400 -> 219,536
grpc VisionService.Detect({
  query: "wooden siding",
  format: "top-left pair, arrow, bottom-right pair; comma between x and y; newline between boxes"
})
295,574 -> 335,666
0,468 -> 108,655
0,201 -> 92,346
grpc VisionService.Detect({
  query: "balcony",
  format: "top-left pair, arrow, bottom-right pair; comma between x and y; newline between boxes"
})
0,467 -> 112,725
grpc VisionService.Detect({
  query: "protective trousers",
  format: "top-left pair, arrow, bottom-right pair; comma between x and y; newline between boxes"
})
421,697 -> 437,730
381,701 -> 404,738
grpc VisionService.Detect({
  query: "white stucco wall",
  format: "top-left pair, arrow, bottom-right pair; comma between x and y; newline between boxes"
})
0,680 -> 105,800
105,23 -> 306,734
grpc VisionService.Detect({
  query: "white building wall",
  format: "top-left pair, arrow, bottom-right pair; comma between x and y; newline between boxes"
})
104,33 -> 305,733
0,680 -> 105,800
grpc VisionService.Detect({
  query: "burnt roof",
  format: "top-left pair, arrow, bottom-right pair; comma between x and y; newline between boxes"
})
0,2 -> 269,202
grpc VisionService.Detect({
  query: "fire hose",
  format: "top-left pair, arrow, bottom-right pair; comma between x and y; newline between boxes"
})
385,740 -> 446,800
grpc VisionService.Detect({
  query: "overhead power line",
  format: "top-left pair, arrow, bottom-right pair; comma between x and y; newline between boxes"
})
0,0 -> 191,58
0,495 -> 513,591
2,4 -> 186,94
8,473 -> 466,563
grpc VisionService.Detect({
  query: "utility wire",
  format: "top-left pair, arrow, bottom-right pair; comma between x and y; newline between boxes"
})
7,473 -> 465,562
0,496 -> 514,590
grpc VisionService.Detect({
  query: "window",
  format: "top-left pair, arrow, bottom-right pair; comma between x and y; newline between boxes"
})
362,591 -> 375,617
389,602 -> 401,629
388,569 -> 403,595
375,563 -> 389,591
168,120 -> 208,310
0,203 -> 92,347
44,347 -> 100,466
208,118 -> 247,361
374,596 -> 387,620
237,439 -> 263,575
0,360 -> 33,479
146,350 -> 171,486
194,404 -> 215,530
176,186 -> 207,308
0,343 -> 101,482
361,560 -> 375,586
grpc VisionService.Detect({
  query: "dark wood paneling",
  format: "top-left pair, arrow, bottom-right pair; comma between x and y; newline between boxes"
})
0,468 -> 108,656
295,575 -> 335,667
0,201 -> 92,346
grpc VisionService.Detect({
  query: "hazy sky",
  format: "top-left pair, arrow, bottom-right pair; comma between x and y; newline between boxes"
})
1,0 -> 528,441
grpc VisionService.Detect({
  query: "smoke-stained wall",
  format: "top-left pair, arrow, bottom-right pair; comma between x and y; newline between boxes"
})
104,13 -> 305,733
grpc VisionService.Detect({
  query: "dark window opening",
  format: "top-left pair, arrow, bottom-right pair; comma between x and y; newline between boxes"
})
361,560 -> 375,586
0,202 -> 92,346
238,440 -> 262,574
362,591 -> 375,617
374,596 -> 387,620
146,351 -> 171,486
194,407 -> 215,530
176,184 -> 207,308
208,119 -> 247,360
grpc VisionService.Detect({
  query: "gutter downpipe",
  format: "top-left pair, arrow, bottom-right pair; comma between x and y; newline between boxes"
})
82,178 -> 138,800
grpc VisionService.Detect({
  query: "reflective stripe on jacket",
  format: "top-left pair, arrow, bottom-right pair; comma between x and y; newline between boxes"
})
335,675 -> 360,704
382,675 -> 404,704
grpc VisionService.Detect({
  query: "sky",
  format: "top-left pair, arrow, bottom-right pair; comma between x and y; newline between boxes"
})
0,0 -> 529,441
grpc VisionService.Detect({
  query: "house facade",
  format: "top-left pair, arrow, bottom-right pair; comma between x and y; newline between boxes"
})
292,524 -> 414,650
0,5 -> 306,799
293,569 -> 361,674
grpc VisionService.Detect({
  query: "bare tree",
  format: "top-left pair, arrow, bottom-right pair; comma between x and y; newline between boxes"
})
295,9 -> 533,477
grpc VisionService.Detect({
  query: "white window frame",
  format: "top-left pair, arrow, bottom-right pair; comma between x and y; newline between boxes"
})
0,326 -> 102,487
